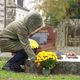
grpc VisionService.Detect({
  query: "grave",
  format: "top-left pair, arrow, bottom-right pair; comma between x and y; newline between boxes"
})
52,55 -> 80,74
53,19 -> 80,74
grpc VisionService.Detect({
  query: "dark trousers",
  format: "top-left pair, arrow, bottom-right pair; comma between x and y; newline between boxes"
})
11,49 -> 28,65
3,49 -> 28,71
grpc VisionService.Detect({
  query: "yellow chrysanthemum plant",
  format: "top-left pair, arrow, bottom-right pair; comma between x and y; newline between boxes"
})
28,39 -> 39,49
35,51 -> 58,70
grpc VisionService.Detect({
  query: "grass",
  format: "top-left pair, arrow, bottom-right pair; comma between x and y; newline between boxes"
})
0,60 -> 80,80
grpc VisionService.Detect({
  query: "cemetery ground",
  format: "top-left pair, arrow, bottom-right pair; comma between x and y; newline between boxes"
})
0,60 -> 80,80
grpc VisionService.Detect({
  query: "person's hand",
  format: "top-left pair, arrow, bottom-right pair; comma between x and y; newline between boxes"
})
28,56 -> 36,62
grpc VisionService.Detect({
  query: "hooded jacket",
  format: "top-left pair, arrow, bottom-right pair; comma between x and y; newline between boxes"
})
0,11 -> 43,59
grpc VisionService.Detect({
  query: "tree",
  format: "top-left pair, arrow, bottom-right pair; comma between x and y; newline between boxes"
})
36,0 -> 68,27
66,0 -> 80,19
29,0 -> 79,26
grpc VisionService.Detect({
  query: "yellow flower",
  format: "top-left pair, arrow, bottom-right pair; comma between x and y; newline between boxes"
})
28,39 -> 39,49
35,51 -> 58,69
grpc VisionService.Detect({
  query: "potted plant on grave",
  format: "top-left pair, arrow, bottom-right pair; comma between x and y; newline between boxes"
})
35,51 -> 58,75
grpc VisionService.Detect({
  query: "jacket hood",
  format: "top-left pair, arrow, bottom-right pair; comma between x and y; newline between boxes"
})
23,11 -> 43,34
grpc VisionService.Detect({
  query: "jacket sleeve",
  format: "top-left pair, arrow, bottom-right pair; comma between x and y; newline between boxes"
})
17,27 -> 35,59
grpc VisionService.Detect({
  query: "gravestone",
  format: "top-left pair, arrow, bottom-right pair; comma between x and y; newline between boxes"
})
56,19 -> 80,54
30,26 -> 57,52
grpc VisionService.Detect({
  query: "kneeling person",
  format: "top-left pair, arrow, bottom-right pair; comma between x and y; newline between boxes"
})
0,11 -> 43,72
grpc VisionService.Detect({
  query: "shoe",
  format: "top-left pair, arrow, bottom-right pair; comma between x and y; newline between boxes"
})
2,63 -> 11,71
2,66 -> 24,72
2,66 -> 11,71
2,63 -> 24,72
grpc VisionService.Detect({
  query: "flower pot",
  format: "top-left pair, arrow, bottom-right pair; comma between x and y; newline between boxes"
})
42,68 -> 51,76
